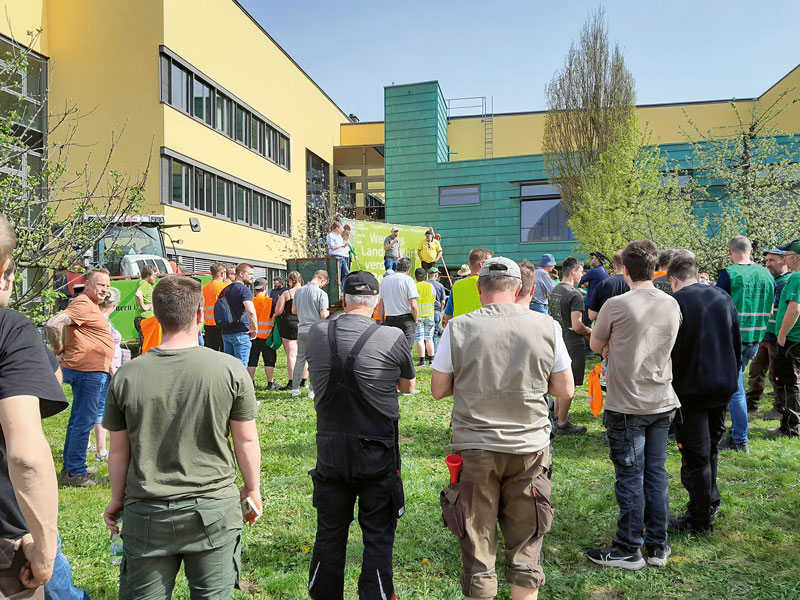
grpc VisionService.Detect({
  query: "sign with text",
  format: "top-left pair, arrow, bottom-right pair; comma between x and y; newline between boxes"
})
341,219 -> 430,282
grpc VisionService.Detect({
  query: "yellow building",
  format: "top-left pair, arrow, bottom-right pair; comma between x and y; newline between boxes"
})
0,0 -> 351,278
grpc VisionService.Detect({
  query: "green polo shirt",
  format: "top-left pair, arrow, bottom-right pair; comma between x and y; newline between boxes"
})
776,271 -> 800,342
134,279 -> 154,319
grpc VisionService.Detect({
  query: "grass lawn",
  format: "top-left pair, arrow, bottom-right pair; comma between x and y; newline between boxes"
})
45,350 -> 800,599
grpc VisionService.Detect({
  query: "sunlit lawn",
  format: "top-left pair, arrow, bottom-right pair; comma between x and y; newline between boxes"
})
45,351 -> 800,599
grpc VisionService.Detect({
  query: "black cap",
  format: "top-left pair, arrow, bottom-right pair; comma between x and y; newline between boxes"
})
590,251 -> 609,263
343,271 -> 379,295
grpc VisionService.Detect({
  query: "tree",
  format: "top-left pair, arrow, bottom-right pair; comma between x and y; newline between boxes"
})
682,91 -> 800,274
542,7 -> 636,215
568,113 -> 702,260
0,32 -> 148,321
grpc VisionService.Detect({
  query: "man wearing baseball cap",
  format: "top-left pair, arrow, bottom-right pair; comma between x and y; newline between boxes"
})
432,257 -> 574,599
305,271 -> 415,599
427,267 -> 447,355
417,229 -> 443,271
531,253 -> 557,314
383,227 -> 401,271
746,247 -> 791,417
772,239 -> 800,437
579,251 -> 609,312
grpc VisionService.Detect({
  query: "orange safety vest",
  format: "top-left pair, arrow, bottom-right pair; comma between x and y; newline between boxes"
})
140,315 -> 162,353
202,280 -> 228,326
254,296 -> 274,339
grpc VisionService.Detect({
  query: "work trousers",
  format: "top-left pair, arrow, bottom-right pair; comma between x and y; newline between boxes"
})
746,339 -> 782,412
119,496 -> 242,600
308,474 -> 398,600
292,331 -> 312,393
604,409 -> 676,553
672,405 -> 726,528
383,314 -> 416,352
773,341 -> 800,436
204,324 -> 224,352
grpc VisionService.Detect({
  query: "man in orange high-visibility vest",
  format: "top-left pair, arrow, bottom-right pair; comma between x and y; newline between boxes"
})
248,278 -> 277,389
202,262 -> 228,352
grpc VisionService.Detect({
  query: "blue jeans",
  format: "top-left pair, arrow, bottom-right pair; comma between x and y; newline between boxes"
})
222,332 -> 252,368
61,368 -> 111,476
530,302 -> 548,314
45,533 -> 89,600
729,343 -> 759,444
603,409 -> 676,552
433,310 -> 442,354
336,256 -> 350,290
384,258 -> 397,272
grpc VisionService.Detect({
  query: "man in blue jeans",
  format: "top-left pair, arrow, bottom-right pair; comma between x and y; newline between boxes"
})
384,227 -> 401,271
716,236 -> 775,452
588,240 -> 681,570
326,221 -> 350,291
46,269 -> 115,487
219,262 -> 258,367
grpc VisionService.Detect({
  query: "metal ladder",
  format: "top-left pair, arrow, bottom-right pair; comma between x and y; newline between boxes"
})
445,95 -> 495,159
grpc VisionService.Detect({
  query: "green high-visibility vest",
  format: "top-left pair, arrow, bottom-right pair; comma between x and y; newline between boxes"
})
416,280 -> 436,318
452,275 -> 482,317
767,271 -> 791,336
724,263 -> 775,343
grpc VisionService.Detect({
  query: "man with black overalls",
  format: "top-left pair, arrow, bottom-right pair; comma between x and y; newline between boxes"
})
306,271 -> 416,600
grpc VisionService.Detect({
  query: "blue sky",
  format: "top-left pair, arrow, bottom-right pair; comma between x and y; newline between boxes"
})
238,1 -> 800,122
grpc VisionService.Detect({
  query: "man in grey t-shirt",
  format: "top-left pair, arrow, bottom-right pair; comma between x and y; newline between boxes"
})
306,271 -> 415,599
292,270 -> 330,397
587,240 -> 681,571
383,227 -> 401,271
378,257 -> 419,351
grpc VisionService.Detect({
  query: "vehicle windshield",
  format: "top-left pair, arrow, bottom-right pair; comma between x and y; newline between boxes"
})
96,225 -> 165,274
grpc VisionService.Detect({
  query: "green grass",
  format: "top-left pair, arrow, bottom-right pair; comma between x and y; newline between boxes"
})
45,352 -> 800,599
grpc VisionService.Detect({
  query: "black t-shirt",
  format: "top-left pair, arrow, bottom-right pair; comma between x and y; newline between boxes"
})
268,287 -> 284,317
0,309 -> 68,539
220,282 -> 253,334
653,275 -> 674,296
588,274 -> 630,313
548,283 -> 584,342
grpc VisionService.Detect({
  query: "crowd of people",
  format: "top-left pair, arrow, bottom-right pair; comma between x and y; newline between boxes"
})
2,208 -> 799,600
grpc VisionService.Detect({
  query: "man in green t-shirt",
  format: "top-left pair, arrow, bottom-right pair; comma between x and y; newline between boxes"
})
133,265 -> 156,348
773,239 -> 800,437
102,276 -> 261,599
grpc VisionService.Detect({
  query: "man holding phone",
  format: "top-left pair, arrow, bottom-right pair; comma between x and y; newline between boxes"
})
102,276 -> 261,599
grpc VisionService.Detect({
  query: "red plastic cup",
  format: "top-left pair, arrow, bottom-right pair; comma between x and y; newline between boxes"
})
445,454 -> 462,484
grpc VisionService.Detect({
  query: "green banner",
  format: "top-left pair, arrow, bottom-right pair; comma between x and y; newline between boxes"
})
342,219 -> 431,282
109,275 -> 211,342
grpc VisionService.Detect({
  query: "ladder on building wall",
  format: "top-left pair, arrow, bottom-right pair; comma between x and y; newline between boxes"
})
445,95 -> 494,159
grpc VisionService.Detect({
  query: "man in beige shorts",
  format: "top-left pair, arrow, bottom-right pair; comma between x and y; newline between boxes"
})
432,257 -> 574,600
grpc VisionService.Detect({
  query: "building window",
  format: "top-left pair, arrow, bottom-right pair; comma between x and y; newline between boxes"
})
162,151 -> 291,237
170,62 -> 190,113
440,184 -> 480,206
159,48 -> 290,170
193,78 -> 213,126
518,182 -> 573,242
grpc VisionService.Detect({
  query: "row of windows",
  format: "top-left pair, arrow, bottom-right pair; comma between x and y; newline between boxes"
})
162,154 -> 291,237
160,52 -> 290,169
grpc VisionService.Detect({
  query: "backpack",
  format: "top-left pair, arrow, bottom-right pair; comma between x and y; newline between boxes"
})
214,284 -> 247,330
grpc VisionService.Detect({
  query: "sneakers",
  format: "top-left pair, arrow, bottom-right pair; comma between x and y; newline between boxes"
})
417,358 -> 426,367
556,421 -> 588,435
586,545 -> 646,570
95,451 -> 108,462
291,389 -> 302,398
669,515 -> 713,534
279,382 -> 292,391
762,408 -> 783,421
265,381 -> 278,391
766,427 -> 798,438
308,390 -> 315,400
718,437 -> 749,453
60,470 -> 103,487
646,544 -> 671,567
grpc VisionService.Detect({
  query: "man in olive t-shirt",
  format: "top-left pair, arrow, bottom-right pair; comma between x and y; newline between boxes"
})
102,276 -> 261,600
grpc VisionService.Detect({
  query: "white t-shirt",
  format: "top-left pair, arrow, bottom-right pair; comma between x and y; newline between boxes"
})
432,318 -> 572,374
379,273 -> 419,317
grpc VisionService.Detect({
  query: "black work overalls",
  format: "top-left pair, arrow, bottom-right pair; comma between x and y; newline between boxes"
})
308,320 -> 404,600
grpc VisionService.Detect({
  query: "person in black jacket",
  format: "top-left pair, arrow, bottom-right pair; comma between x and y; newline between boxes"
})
667,254 -> 742,533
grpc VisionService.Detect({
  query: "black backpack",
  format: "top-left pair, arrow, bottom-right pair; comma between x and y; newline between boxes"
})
214,283 -> 247,330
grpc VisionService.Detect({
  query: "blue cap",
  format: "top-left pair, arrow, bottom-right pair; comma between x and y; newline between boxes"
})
539,253 -> 556,267
763,247 -> 786,257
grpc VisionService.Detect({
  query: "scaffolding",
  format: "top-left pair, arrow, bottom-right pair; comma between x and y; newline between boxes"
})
445,95 -> 494,159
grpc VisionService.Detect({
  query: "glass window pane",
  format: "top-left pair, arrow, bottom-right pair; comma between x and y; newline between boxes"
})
235,106 -> 246,143
205,173 -> 214,212
194,168 -> 205,211
439,185 -> 479,206
520,199 -> 574,242
160,55 -> 170,102
215,95 -> 231,136
193,78 -> 212,125
279,136 -> 288,167
236,185 -> 246,223
171,160 -> 189,205
170,63 -> 189,112
216,178 -> 227,216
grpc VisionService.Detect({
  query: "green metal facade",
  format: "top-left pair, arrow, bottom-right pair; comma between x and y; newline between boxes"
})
384,81 -> 576,265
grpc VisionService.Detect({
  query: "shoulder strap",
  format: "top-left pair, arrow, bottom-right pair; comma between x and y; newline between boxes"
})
327,320 -> 382,359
